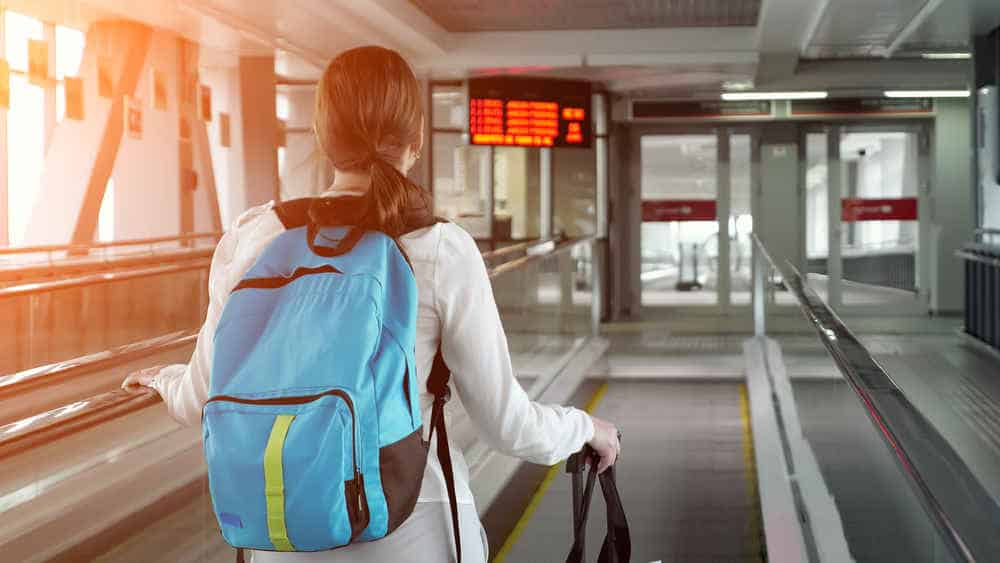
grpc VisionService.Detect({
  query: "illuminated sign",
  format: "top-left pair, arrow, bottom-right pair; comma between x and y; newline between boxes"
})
468,76 -> 591,148
842,197 -> 918,221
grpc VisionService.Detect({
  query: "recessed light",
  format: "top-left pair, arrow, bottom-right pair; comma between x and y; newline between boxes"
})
921,52 -> 971,60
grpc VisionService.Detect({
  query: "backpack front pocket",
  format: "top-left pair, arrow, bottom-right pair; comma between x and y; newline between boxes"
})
203,391 -> 369,551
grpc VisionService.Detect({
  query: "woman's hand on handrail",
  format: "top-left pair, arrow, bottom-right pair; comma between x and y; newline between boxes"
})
122,365 -> 164,394
587,414 -> 621,474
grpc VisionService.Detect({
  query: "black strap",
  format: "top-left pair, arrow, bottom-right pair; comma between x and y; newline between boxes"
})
565,446 -> 631,563
427,348 -> 462,563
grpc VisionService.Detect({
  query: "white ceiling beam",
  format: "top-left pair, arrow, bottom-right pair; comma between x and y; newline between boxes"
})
588,52 -> 758,67
885,0 -> 946,57
415,27 -> 756,76
329,0 -> 449,58
754,0 -> 831,85
444,27 -> 756,57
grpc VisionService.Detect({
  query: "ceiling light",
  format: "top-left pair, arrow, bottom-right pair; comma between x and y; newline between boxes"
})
921,52 -> 971,60
884,90 -> 970,98
721,91 -> 828,101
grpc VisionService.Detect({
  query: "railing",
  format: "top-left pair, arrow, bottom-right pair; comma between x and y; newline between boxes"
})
957,239 -> 1000,353
0,236 -> 601,461
752,233 -> 1000,562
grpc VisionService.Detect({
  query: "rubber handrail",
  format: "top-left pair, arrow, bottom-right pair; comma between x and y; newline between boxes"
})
0,259 -> 211,300
0,238 -> 594,455
752,233 -> 1000,563
0,331 -> 197,397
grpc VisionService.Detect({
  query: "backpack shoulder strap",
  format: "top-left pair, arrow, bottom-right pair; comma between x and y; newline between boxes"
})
272,197 -> 317,229
427,348 -> 462,563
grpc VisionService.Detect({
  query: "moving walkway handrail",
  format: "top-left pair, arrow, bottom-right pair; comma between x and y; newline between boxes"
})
0,232 -> 221,257
0,259 -> 211,300
0,331 -> 197,396
752,233 -> 1000,563
0,237 -> 596,460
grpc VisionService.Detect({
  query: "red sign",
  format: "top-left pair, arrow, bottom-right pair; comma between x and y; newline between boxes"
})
642,200 -> 717,222
842,197 -> 918,222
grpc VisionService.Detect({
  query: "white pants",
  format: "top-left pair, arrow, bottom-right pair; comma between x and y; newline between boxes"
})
249,502 -> 488,563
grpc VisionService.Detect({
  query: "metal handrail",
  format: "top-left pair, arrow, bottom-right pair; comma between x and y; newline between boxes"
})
0,238 -> 592,458
752,233 -> 1000,563
955,249 -> 1000,268
480,237 -> 557,262
0,232 -> 221,257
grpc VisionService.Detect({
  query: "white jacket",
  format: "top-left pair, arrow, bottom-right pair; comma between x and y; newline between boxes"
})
150,198 -> 595,505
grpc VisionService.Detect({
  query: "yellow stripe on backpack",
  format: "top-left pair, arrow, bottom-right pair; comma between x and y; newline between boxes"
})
264,414 -> 296,551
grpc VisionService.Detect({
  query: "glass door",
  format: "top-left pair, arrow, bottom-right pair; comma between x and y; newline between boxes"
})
802,124 -> 929,312
640,134 -> 719,306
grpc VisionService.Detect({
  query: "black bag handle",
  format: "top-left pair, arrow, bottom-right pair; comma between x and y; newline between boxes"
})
565,444 -> 631,563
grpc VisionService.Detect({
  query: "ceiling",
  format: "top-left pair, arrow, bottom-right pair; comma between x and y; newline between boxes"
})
407,0 -> 761,32
7,0 -> 1000,98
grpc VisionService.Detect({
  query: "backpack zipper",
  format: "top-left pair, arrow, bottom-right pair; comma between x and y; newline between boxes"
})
206,389 -> 362,490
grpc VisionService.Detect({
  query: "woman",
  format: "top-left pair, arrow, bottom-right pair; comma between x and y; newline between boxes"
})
123,45 -> 620,563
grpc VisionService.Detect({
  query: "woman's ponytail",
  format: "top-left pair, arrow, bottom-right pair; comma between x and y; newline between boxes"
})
312,46 -> 436,236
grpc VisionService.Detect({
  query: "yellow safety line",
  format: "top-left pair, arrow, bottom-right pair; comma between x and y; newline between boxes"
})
492,383 -> 609,563
739,384 -> 765,563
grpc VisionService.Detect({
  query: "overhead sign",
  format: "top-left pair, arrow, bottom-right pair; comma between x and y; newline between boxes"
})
792,98 -> 933,116
842,197 -> 918,222
642,200 -> 717,222
632,100 -> 772,119
468,76 -> 592,148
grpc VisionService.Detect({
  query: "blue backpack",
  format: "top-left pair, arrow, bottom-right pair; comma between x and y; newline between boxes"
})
203,197 -> 462,561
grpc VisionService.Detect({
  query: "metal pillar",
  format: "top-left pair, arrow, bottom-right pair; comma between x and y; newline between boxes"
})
826,126 -> 843,308
718,128 -> 732,311
540,147 -> 552,238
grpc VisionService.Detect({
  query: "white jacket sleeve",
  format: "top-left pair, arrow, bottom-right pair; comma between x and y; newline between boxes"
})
150,203 -> 284,427
435,225 -> 594,466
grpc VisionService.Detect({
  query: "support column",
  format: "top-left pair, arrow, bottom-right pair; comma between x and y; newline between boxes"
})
238,56 -> 279,206
540,147 -> 552,238
481,146 -> 494,239
69,23 -> 153,246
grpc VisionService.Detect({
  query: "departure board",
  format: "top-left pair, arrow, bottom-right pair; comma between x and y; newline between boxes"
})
468,76 -> 592,148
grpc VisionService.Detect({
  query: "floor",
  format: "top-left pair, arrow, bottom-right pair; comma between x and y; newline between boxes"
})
490,381 -> 763,563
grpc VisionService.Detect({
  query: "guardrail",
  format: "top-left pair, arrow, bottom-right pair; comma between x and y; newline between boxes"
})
0,236 -> 597,461
753,233 -> 1000,563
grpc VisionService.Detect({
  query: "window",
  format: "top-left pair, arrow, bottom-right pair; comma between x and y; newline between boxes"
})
4,11 -> 87,246
55,25 -> 85,122
5,10 -> 45,246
